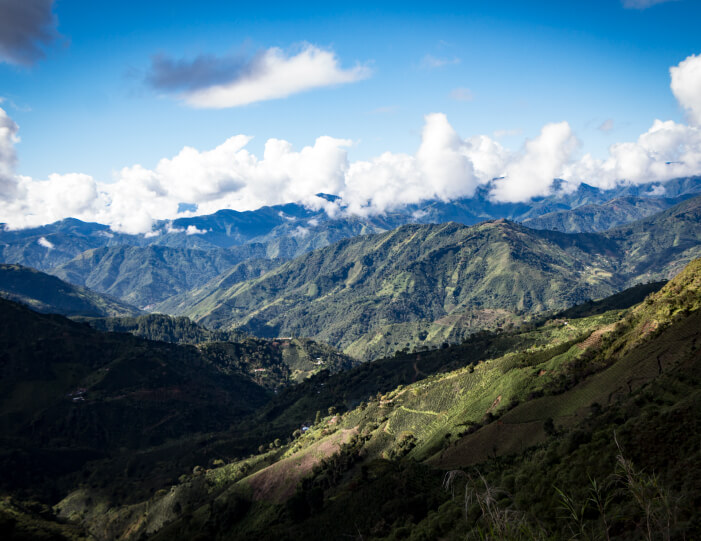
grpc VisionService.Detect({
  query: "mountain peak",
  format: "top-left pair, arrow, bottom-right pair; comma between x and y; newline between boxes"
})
315,193 -> 341,203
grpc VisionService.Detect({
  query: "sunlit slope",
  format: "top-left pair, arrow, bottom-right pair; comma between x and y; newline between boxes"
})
95,258 -> 701,541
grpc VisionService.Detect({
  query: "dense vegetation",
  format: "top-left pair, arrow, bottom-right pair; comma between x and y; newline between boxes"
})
0,264 -> 141,318
0,258 -> 699,540
0,183 -> 699,540
160,196 -> 701,360
51,246 -> 283,309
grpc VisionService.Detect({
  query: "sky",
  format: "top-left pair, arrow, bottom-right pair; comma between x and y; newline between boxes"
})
0,0 -> 700,233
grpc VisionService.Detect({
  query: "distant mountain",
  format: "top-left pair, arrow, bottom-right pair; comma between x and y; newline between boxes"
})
0,263 -> 141,317
50,244 -> 280,308
165,196 -> 701,360
1,177 -> 698,273
522,195 -> 692,233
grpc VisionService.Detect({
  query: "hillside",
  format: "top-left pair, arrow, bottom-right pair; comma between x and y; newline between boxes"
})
0,297 -> 270,503
522,194 -> 690,233
161,220 -> 619,354
161,196 -> 701,359
0,264 -> 141,317
604,194 -> 701,279
88,313 -> 358,386
51,245 -> 281,308
35,258 -> 701,541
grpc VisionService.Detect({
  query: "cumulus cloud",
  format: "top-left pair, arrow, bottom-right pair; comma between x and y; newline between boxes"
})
185,225 -> 208,235
0,0 -> 59,66
0,107 -> 19,198
622,0 -> 678,9
564,119 -> 701,188
1,54 -> 701,232
670,53 -> 701,127
150,45 -> 371,108
491,122 -> 579,202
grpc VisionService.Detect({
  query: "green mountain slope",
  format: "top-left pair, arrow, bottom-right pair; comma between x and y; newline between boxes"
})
0,264 -> 141,317
604,194 -> 701,278
164,196 -> 701,359
50,245 -> 282,309
52,258 -> 701,541
174,221 -> 618,344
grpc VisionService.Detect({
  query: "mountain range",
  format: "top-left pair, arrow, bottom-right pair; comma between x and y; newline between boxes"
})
0,172 -> 698,540
155,195 -> 701,359
1,176 -> 698,288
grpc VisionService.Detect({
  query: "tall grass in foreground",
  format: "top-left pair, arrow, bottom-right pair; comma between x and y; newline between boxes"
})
442,433 -> 679,541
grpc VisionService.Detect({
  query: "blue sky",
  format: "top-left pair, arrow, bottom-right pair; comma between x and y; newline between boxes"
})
1,0 -> 700,232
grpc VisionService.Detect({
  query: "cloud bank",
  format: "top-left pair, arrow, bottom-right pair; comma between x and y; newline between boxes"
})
1,54 -> 700,234
0,0 -> 59,66
149,45 -> 371,108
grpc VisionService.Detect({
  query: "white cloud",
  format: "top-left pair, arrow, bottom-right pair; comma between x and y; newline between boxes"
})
0,107 -> 19,198
420,54 -> 460,69
670,53 -> 701,127
185,225 -> 208,235
2,53 -> 701,232
173,45 -> 371,109
647,184 -> 666,196
564,119 -> 701,188
37,236 -> 54,249
490,122 -> 580,202
622,0 -> 678,9
450,88 -> 473,102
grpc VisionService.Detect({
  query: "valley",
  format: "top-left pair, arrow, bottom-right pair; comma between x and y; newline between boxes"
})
0,180 -> 699,540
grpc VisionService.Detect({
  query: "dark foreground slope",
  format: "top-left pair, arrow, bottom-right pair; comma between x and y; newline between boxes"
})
0,298 -> 269,502
7,258 -> 696,541
0,264 -> 141,317
82,257 -> 699,541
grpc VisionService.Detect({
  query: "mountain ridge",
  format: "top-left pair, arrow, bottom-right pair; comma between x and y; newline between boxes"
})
160,196 -> 701,359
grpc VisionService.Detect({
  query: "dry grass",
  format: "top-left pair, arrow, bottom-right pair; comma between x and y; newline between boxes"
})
244,428 -> 358,503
